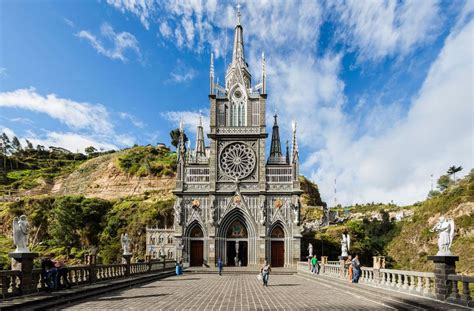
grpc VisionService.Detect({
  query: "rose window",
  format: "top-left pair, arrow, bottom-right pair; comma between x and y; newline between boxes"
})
220,143 -> 256,179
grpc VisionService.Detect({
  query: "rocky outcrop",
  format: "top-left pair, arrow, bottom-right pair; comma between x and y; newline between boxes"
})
51,153 -> 175,200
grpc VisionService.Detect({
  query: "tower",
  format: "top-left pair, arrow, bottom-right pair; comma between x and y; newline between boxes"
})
170,6 -> 302,268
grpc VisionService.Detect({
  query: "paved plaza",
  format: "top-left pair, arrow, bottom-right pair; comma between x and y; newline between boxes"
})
59,273 -> 463,310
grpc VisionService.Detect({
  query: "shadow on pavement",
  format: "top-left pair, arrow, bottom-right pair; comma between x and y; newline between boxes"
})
96,293 -> 170,301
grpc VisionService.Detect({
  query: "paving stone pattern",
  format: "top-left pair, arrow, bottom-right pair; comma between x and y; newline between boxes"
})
60,273 -> 463,310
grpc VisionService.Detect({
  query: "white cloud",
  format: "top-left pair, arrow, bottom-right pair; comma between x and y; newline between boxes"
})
106,0 -> 154,30
168,59 -> 197,83
77,22 -> 140,62
161,109 -> 210,145
306,17 -> 474,205
27,131 -> 118,153
0,67 -> 7,78
63,17 -> 74,28
0,87 -> 113,134
159,21 -> 172,38
329,0 -> 441,61
119,112 -> 145,128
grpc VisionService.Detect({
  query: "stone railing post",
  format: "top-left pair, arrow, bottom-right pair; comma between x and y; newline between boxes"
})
86,254 -> 97,283
145,255 -> 152,272
338,256 -> 347,279
321,256 -> 328,274
122,254 -> 132,277
8,252 -> 38,295
373,256 -> 385,284
427,255 -> 459,301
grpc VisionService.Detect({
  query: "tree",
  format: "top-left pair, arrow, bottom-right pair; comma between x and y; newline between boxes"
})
169,128 -> 188,149
447,165 -> 463,183
11,136 -> 22,155
437,175 -> 452,191
85,146 -> 97,155
1,133 -> 12,170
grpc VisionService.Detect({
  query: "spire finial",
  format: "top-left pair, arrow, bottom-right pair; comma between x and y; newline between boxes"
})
236,3 -> 241,25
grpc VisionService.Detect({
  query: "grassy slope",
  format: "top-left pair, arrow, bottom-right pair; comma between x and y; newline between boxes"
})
386,173 -> 474,274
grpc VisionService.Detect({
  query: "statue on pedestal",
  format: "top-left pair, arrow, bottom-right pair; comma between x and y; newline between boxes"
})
13,215 -> 30,253
341,233 -> 350,257
307,243 -> 313,257
430,217 -> 455,256
121,233 -> 132,255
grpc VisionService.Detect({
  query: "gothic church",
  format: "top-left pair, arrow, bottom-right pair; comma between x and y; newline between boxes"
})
172,9 -> 302,268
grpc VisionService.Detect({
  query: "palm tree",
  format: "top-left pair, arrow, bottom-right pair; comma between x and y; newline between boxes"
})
447,166 -> 463,183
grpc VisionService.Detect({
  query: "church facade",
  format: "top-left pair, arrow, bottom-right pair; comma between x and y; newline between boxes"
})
173,10 -> 302,268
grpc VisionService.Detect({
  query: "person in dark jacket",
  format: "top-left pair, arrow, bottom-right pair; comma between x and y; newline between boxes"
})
41,257 -> 58,291
217,257 -> 223,276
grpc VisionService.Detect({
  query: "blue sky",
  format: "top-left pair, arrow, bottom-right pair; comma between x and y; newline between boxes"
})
0,0 -> 472,205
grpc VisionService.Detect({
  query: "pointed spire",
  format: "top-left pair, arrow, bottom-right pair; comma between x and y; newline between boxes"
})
291,121 -> 299,164
177,121 -> 186,163
195,114 -> 206,158
268,114 -> 286,164
261,52 -> 266,94
232,4 -> 245,66
210,53 -> 215,95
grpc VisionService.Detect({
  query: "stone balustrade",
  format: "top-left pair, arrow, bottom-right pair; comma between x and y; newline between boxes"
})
1,256 -> 175,299
297,256 -> 473,308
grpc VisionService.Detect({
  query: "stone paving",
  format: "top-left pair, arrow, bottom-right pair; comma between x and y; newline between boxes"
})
60,273 -> 464,310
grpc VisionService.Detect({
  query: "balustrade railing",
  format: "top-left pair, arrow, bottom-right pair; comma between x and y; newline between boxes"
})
297,260 -> 473,307
1,258 -> 175,300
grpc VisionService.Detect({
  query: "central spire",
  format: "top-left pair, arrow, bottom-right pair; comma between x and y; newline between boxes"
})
232,4 -> 245,66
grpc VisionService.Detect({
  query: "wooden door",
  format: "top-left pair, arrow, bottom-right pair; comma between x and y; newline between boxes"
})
271,241 -> 284,267
190,240 -> 203,266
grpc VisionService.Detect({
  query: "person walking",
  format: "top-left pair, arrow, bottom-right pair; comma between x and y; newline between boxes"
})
311,255 -> 318,275
351,254 -> 361,283
217,257 -> 223,276
345,255 -> 353,281
260,260 -> 271,287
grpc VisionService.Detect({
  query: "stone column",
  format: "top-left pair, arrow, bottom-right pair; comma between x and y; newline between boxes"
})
428,255 -> 459,301
373,256 -> 385,284
338,256 -> 347,279
123,254 -> 132,277
8,252 -> 38,295
86,254 -> 97,283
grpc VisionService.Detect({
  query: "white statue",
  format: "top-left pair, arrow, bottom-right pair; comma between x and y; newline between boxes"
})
121,233 -> 131,255
341,233 -> 350,257
307,243 -> 313,257
430,217 -> 455,256
12,215 -> 30,253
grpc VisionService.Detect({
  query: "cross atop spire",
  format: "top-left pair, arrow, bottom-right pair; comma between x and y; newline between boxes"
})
236,3 -> 241,25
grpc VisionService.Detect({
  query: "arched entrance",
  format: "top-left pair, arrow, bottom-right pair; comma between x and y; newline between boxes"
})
189,225 -> 204,266
216,207 -> 257,267
225,220 -> 248,266
270,225 -> 285,267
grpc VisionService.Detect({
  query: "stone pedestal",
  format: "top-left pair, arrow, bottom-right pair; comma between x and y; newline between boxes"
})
338,257 -> 347,278
373,256 -> 385,269
428,255 -> 459,301
122,254 -> 132,277
8,252 -> 38,295
86,254 -> 97,283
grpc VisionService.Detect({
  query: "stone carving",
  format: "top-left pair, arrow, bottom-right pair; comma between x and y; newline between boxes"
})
12,215 -> 30,253
121,233 -> 132,255
430,216 -> 455,256
307,243 -> 313,257
219,142 -> 256,180
259,199 -> 267,225
341,233 -> 350,257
